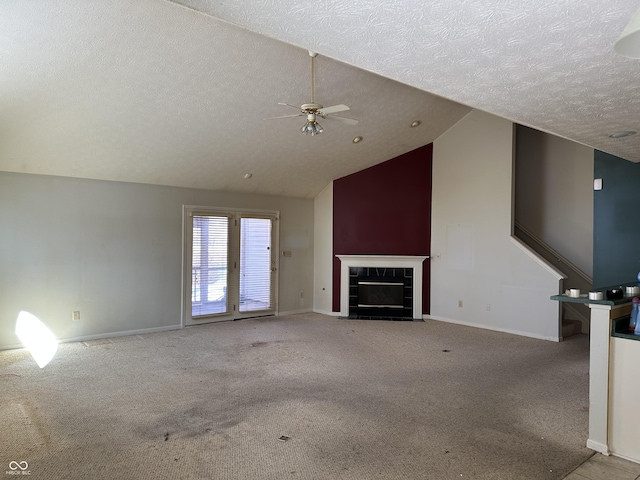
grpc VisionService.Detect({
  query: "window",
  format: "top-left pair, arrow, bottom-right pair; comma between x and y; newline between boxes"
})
183,206 -> 278,324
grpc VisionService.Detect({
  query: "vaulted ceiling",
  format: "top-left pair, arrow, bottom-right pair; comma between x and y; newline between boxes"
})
3,1 -> 639,198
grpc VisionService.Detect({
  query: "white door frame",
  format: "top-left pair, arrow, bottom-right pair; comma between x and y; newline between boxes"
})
181,205 -> 279,327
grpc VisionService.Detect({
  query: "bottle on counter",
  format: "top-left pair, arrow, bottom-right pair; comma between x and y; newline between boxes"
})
630,297 -> 640,332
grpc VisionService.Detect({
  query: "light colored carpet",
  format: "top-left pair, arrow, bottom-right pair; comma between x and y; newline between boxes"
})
0,313 -> 592,479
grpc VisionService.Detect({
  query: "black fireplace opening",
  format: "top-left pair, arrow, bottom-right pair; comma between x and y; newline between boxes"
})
358,280 -> 404,308
348,267 -> 413,320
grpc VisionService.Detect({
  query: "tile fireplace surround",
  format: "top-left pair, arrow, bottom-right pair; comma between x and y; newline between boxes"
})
337,255 -> 428,320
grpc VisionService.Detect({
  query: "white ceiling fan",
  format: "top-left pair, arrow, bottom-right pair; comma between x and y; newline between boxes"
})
266,51 -> 358,136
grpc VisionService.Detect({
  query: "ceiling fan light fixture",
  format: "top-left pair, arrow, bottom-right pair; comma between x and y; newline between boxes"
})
267,52 -> 357,134
301,120 -> 323,136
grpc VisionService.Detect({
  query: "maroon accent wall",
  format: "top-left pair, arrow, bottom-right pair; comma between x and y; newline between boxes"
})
332,143 -> 433,314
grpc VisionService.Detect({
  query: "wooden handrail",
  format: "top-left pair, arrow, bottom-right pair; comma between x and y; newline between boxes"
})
514,221 -> 592,285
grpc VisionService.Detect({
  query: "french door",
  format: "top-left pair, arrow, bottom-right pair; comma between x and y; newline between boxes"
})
182,206 -> 279,325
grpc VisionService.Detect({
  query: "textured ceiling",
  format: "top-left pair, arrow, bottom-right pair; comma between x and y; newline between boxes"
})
2,1 -> 640,199
176,0 -> 640,160
0,0 -> 469,198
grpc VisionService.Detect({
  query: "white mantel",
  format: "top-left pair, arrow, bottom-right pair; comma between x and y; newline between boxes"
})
337,255 -> 428,320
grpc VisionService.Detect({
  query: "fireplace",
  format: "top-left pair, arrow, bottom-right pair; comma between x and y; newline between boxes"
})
337,255 -> 428,321
359,281 -> 403,309
349,267 -> 413,320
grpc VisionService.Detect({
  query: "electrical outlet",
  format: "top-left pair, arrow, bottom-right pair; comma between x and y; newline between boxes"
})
486,304 -> 491,311
458,300 -> 463,308
72,311 -> 81,321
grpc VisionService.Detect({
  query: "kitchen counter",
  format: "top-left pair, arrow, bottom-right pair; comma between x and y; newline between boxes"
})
551,287 -> 640,463
549,293 -> 633,306
551,282 -> 640,306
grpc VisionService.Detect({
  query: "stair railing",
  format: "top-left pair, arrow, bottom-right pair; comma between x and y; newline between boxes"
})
514,221 -> 592,285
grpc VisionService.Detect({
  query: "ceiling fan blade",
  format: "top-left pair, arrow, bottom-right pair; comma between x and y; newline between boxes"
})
327,115 -> 358,126
319,104 -> 350,115
278,102 -> 303,111
265,113 -> 305,120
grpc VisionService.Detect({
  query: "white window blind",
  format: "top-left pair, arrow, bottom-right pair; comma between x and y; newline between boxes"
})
239,217 -> 272,312
192,215 -> 228,317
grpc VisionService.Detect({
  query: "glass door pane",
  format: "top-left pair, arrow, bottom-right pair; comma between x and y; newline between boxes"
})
192,215 -> 229,317
239,217 -> 272,312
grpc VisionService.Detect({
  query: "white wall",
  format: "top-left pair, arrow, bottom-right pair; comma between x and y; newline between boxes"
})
0,172 -> 314,350
430,110 -> 563,341
515,126 -> 594,277
313,181 -> 334,316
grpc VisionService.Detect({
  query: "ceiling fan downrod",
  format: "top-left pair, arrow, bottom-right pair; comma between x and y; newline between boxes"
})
309,50 -> 317,104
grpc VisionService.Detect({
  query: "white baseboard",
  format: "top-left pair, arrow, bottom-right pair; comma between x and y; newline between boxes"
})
586,439 -> 610,455
423,314 -> 561,342
608,451 -> 640,463
63,325 -> 182,344
278,308 -> 313,316
0,324 -> 183,352
0,342 -> 24,351
312,308 -> 340,317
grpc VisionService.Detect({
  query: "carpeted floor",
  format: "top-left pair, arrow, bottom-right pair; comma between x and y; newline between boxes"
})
0,313 -> 592,479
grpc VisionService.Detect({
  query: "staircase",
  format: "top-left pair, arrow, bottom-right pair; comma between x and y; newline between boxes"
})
514,222 -> 592,340
562,318 -> 583,339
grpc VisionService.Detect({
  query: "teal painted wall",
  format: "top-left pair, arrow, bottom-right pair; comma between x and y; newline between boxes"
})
594,150 -> 640,288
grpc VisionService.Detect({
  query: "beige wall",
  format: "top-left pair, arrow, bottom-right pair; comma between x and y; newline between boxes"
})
430,110 -> 563,341
312,182 -> 334,316
515,126 -> 594,277
609,337 -> 640,461
0,172 -> 314,349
